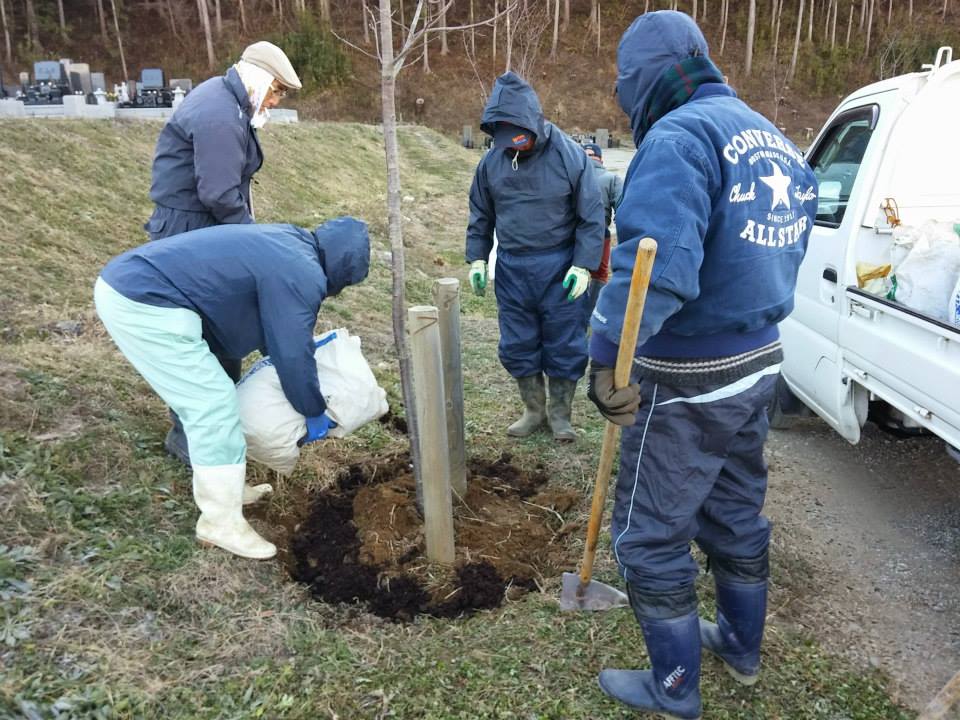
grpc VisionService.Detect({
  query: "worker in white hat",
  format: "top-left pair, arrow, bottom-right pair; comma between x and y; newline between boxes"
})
144,41 -> 302,468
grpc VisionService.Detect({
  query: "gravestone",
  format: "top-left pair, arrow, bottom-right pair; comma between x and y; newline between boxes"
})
69,63 -> 92,94
91,72 -> 106,92
170,78 -> 193,94
34,61 -> 63,83
596,128 -> 610,149
62,94 -> 86,117
462,125 -> 474,149
141,68 -> 165,89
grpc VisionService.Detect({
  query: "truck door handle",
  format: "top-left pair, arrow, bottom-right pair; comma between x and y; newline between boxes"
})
822,268 -> 838,283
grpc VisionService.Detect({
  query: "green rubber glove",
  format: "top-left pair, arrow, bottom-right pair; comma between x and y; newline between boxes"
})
469,259 -> 488,296
562,266 -> 590,301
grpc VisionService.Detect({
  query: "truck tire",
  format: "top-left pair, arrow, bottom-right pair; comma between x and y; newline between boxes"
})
767,374 -> 800,430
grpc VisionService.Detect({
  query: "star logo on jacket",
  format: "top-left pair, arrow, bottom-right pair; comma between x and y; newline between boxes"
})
759,162 -> 793,210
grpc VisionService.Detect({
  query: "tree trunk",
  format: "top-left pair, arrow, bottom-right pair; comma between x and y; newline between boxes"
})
908,0 -> 913,19
562,0 -> 569,29
692,0 -> 699,22
57,0 -> 67,38
25,0 -> 38,50
770,0 -> 777,30
595,0 -> 600,55
808,0 -> 814,40
470,0 -> 476,55
720,0 -> 728,54
745,0 -> 756,75
377,0 -> 424,498
237,0 -> 246,32
166,0 -> 179,37
439,0 -> 448,54
942,0 -> 948,18
505,1 -> 512,72
822,0 -> 830,41
0,0 -> 11,65
96,0 -> 109,43
845,1 -> 853,45
109,0 -> 128,80
422,0 -> 430,72
363,0 -> 371,44
864,0 -> 875,56
860,0 -> 866,29
887,0 -> 892,23
551,0 -> 559,59
492,0 -> 498,60
644,0 -> 650,13
789,0 -> 804,79
319,0 -> 330,22
830,0 -> 837,47
197,0 -> 215,70
214,0 -> 222,35
773,0 -> 783,60
589,0 -> 599,29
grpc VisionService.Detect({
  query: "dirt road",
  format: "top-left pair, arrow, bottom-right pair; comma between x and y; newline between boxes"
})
766,418 -> 960,710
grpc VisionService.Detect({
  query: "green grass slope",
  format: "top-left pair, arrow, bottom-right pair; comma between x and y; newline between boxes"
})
0,119 -> 908,719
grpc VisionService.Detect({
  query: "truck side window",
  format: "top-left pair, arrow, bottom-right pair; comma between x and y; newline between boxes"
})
807,106 -> 878,228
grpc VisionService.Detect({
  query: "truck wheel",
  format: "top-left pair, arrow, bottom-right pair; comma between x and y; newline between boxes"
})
767,374 -> 799,430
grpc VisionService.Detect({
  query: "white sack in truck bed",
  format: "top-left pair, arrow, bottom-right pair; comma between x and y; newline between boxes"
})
888,221 -> 960,324
236,328 -> 389,475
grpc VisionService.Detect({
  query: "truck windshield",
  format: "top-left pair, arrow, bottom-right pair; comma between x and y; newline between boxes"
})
808,106 -> 877,228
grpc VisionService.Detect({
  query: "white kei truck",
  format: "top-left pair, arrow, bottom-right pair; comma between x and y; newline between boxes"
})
774,47 -> 960,461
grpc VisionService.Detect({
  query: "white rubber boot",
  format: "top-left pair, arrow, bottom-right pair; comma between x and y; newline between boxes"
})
192,464 -> 277,560
242,483 -> 273,505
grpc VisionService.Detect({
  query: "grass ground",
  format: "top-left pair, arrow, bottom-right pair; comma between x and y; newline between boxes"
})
0,119 -> 909,719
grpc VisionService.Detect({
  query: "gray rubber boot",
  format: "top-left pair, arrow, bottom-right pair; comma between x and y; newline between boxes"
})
547,377 -> 578,442
506,375 -> 546,437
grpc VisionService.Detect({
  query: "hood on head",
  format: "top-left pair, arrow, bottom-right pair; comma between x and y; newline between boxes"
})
313,217 -> 370,296
616,12 -> 709,136
480,72 -> 546,149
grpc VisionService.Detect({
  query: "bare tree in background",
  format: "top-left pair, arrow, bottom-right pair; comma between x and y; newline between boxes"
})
57,0 -> 66,39
423,0 -> 431,71
440,0 -> 449,54
197,0 -> 216,69
24,0 -> 38,50
720,0 -> 729,54
493,0 -> 498,60
808,0 -> 815,40
364,0 -> 372,44
745,0 -> 756,74
562,0 -> 569,29
214,0 -> 222,36
470,0 -> 476,55
504,0 -> 512,71
238,0 -> 246,32
864,0 -> 875,56
0,0 -> 11,65
789,0 -> 805,79
109,0 -> 128,80
773,0 -> 784,60
550,0 -> 559,59
96,0 -> 108,44
319,0 -> 330,23
589,0 -> 599,30
845,2 -> 853,45
830,0 -> 837,47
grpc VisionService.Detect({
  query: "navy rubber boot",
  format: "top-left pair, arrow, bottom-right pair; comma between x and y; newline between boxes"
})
699,579 -> 767,685
598,611 -> 703,720
164,410 -> 192,467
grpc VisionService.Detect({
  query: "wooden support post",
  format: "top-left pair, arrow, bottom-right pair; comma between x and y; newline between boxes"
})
432,279 -> 467,500
408,305 -> 456,564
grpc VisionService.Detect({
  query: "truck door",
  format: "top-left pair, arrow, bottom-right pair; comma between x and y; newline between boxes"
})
780,104 -> 881,442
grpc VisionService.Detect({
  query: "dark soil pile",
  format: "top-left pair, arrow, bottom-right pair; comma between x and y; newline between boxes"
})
287,454 -> 582,621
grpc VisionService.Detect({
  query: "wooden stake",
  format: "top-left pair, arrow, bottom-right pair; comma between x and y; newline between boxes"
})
408,306 -> 456,565
432,279 -> 467,500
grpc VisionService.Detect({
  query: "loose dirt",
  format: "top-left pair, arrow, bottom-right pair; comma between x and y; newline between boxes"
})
286,454 -> 581,621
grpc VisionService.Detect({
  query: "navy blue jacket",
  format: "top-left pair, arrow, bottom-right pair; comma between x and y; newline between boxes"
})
100,218 -> 370,418
466,72 -> 604,269
148,67 -> 262,225
591,14 -> 818,362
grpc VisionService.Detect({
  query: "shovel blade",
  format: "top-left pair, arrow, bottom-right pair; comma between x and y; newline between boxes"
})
559,571 -> 629,612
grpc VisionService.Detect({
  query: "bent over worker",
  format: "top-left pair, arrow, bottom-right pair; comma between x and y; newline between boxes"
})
586,12 -> 818,718
145,41 -> 302,465
95,218 -> 370,560
466,71 -> 604,442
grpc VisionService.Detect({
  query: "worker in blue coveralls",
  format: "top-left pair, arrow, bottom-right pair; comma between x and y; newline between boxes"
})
585,12 -> 818,718
94,218 -> 369,561
145,41 -> 302,466
582,142 -> 624,321
466,72 -> 605,442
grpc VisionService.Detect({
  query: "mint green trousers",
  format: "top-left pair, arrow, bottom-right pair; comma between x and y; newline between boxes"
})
94,277 -> 245,466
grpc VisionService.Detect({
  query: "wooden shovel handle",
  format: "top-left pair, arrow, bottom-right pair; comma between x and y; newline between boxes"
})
579,237 -> 658,588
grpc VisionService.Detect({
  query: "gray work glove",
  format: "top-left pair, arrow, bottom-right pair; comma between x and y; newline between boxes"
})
587,362 -> 641,426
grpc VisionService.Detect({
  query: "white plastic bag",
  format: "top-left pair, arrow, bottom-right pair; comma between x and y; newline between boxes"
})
890,221 -> 960,322
236,328 -> 389,474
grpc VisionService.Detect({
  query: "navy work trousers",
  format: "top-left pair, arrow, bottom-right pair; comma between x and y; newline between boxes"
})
611,367 -> 778,602
494,246 -> 589,381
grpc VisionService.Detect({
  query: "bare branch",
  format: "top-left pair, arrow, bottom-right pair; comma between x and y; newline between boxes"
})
331,28 -> 382,61
395,0 -> 518,66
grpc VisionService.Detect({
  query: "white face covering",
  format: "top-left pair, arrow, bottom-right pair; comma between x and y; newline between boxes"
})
234,59 -> 276,129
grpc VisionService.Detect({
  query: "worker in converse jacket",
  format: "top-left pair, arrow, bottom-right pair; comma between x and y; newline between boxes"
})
586,11 -> 818,718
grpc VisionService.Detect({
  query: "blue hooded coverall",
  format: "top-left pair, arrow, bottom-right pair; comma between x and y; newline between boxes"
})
145,66 -> 263,240
95,218 -> 370,467
466,72 -> 604,381
590,14 -> 818,611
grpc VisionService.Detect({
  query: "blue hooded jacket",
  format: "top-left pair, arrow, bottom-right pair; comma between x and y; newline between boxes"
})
466,72 -> 604,269
148,67 -> 263,225
590,12 -> 818,363
100,218 -> 370,418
